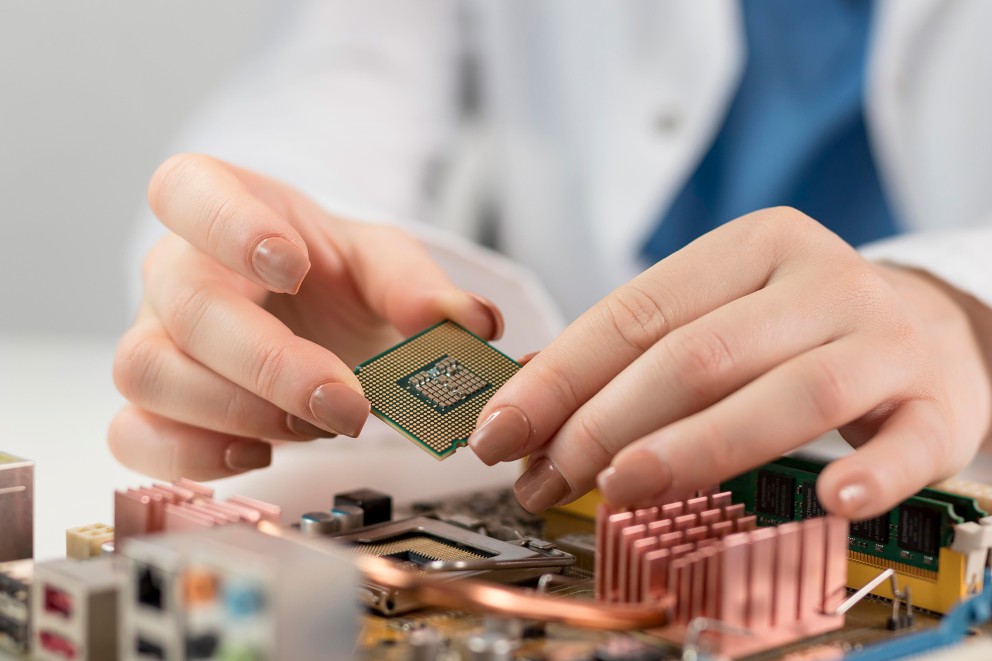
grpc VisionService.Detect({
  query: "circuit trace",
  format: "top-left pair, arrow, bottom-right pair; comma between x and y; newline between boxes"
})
354,320 -> 520,460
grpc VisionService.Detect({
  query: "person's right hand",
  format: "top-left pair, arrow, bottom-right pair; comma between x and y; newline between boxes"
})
110,154 -> 503,481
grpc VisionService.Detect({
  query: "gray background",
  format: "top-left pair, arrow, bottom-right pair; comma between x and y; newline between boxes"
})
0,0 -> 276,337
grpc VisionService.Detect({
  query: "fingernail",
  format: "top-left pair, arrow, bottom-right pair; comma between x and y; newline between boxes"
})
515,457 -> 570,512
518,351 -> 539,366
837,482 -> 870,516
468,292 -> 505,341
469,406 -> 530,465
309,382 -> 370,437
251,236 -> 310,294
599,449 -> 672,505
286,413 -> 337,439
225,441 -> 272,471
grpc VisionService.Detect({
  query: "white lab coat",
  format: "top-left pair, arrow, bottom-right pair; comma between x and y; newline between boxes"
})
139,0 -> 992,320
132,0 -> 992,513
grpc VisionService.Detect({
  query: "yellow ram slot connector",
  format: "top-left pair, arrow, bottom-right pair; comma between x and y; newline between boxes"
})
554,489 -> 603,520
846,547 -> 972,614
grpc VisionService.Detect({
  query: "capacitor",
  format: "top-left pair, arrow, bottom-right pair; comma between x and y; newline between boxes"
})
408,627 -> 442,661
330,504 -> 364,531
464,618 -> 519,661
464,634 -> 514,661
593,637 -> 664,661
300,511 -> 339,536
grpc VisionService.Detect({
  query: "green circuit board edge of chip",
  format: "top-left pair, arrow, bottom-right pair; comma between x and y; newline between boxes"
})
354,320 -> 521,460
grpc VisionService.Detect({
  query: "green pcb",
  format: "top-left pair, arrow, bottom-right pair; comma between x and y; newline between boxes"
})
720,455 -> 987,572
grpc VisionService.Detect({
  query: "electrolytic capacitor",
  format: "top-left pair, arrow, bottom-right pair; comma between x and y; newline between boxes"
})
330,504 -> 364,531
299,511 -> 339,536
408,628 -> 443,661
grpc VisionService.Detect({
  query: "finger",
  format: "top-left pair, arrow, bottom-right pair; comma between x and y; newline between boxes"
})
340,223 -> 504,340
148,153 -> 311,294
495,283 -> 843,468
817,400 -> 954,519
146,249 -> 370,437
593,337 -> 911,510
108,406 -> 273,481
501,283 -> 839,501
471,211 -> 807,464
518,351 -> 539,366
114,319 -> 333,441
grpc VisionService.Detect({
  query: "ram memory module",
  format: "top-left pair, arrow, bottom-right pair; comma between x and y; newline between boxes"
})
720,454 -> 988,613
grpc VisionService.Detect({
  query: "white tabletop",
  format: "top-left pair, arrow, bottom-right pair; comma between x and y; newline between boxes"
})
0,333 -> 521,561
4,332 -> 992,563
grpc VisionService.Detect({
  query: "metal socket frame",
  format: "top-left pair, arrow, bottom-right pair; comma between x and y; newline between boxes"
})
331,516 -> 574,615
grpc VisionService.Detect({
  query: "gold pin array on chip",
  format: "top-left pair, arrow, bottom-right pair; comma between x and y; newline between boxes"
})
354,321 -> 520,460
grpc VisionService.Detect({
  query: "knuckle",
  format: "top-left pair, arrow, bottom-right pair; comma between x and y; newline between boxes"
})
140,248 -> 159,285
532,359 -> 583,414
743,206 -> 797,237
199,193 -> 241,255
219,389 -> 256,433
798,356 -> 850,426
689,417 -> 738,480
113,330 -> 162,401
763,206 -> 817,233
737,206 -> 827,259
166,283 -> 212,348
602,283 -> 672,354
665,326 -> 737,397
250,342 -> 290,401
570,413 -> 617,467
141,237 -> 173,285
106,408 -> 137,466
909,405 -> 952,468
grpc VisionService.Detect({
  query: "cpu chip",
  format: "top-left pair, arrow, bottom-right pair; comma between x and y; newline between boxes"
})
354,320 -> 521,460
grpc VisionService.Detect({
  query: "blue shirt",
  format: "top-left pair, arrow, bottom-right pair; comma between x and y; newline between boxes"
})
642,0 -> 900,264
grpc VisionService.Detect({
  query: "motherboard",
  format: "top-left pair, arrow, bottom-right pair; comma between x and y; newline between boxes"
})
4,322 -> 992,660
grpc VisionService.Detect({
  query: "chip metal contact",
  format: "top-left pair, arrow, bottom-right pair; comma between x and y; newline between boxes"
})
354,321 -> 520,460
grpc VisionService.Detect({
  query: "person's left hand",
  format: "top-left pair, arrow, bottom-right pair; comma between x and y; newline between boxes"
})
468,207 -> 992,517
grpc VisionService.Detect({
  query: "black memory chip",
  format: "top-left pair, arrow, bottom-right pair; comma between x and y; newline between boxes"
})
898,504 -> 941,556
851,515 -> 891,545
801,483 -> 828,519
802,482 -> 890,543
755,470 -> 796,520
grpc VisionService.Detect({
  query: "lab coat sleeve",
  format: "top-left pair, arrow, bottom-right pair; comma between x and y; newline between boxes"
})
860,226 -> 992,310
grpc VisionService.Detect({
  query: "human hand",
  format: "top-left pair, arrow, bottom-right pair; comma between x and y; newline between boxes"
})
469,208 -> 992,517
110,154 -> 502,480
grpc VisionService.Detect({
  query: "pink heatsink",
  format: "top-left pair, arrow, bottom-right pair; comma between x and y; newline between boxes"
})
596,493 -> 849,658
114,479 -> 282,549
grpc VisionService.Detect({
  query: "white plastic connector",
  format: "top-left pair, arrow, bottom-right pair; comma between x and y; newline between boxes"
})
951,520 -> 992,591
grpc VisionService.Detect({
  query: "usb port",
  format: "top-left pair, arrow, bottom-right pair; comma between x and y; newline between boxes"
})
44,585 -> 74,618
136,636 -> 166,659
136,565 -> 164,610
0,614 -> 28,648
39,630 -> 77,659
